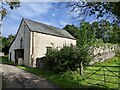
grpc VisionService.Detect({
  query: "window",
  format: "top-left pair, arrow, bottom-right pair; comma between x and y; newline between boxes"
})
46,46 -> 52,52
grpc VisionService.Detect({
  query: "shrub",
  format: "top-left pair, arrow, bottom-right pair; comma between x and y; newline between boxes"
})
115,48 -> 120,57
43,45 -> 93,74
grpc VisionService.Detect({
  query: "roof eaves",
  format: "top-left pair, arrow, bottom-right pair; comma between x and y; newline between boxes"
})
30,29 -> 76,40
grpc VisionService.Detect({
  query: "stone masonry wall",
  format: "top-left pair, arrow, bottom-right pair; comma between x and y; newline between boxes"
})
89,45 -> 120,65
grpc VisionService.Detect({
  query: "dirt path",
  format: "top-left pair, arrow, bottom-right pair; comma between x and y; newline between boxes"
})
0,64 -> 58,89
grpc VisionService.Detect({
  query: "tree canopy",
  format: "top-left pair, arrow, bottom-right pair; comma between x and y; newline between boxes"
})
63,24 -> 78,38
0,0 -> 20,20
1,34 -> 15,54
60,2 -> 120,23
63,20 -> 120,44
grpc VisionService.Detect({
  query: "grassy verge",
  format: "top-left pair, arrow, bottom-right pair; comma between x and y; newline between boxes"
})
0,56 -> 14,65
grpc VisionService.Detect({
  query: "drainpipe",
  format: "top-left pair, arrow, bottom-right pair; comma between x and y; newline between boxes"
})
31,31 -> 34,67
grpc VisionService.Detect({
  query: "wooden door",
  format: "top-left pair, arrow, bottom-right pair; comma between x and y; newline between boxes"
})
14,49 -> 24,65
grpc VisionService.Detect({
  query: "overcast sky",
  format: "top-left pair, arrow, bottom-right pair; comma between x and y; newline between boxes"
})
2,2 -> 109,37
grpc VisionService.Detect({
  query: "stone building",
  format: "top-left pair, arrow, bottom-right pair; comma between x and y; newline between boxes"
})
9,18 -> 76,67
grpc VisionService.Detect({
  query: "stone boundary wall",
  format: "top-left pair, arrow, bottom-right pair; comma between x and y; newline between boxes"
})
89,45 -> 120,65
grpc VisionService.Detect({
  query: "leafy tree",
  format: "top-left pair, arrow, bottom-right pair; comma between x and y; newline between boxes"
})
92,20 -> 111,42
109,23 -> 120,44
0,0 -> 20,20
2,34 -> 15,54
78,21 -> 95,46
63,20 -> 120,44
59,2 -> 120,23
95,20 -> 111,43
77,21 -> 94,74
63,24 -> 78,38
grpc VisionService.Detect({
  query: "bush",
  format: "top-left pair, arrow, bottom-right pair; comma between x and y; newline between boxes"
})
115,48 -> 120,57
43,45 -> 93,74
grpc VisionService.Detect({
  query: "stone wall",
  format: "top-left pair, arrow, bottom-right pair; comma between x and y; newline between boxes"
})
89,45 -> 120,65
36,57 -> 46,69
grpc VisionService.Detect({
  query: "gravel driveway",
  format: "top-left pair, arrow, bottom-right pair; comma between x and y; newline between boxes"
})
0,64 -> 58,89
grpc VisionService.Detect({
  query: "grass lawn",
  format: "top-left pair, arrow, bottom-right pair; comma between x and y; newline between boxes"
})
82,56 -> 120,89
2,56 -> 120,89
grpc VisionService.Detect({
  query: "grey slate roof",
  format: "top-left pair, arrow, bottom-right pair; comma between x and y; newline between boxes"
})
24,19 -> 75,40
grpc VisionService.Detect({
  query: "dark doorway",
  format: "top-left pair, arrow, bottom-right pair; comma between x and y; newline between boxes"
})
14,49 -> 24,65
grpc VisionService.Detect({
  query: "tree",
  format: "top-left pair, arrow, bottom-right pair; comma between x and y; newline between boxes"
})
77,21 -> 94,74
109,23 -> 120,44
59,2 -> 120,23
63,20 -> 120,44
63,24 -> 78,38
91,21 -> 104,43
91,20 -> 111,43
0,0 -> 20,20
62,21 -> 95,75
98,20 -> 111,43
2,34 -> 15,54
0,1 -> 20,54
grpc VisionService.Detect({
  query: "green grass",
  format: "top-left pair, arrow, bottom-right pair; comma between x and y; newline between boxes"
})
83,56 -> 120,89
93,56 -> 120,66
83,66 -> 119,89
0,56 -> 14,65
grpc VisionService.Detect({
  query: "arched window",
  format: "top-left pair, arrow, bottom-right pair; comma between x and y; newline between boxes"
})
20,38 -> 23,49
